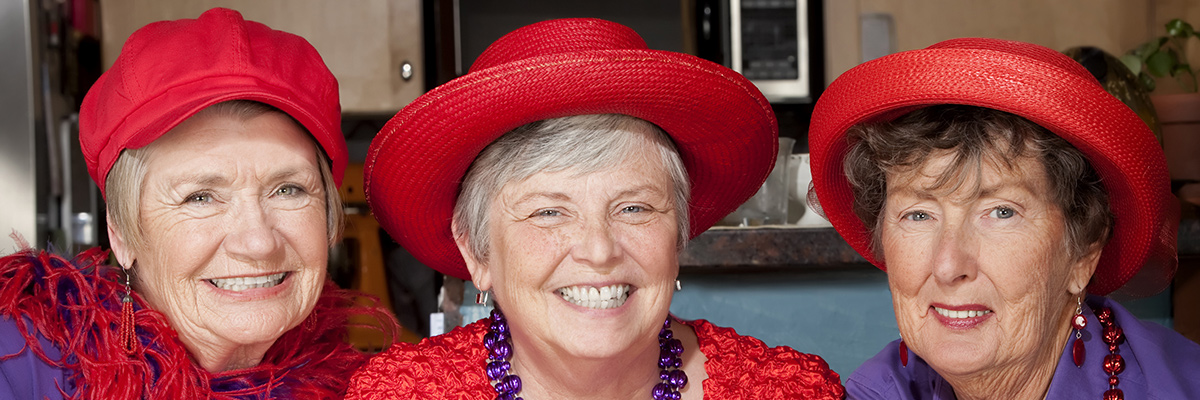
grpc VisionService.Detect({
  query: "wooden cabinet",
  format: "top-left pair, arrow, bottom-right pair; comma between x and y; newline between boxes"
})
824,0 -> 1158,86
99,0 -> 423,115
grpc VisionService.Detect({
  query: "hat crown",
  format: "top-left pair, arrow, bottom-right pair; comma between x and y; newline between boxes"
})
470,18 -> 648,73
79,7 -> 344,195
928,37 -> 1100,86
110,8 -> 324,103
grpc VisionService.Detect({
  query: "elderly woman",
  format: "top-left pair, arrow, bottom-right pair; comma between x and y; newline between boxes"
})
0,8 -> 393,398
346,18 -> 844,399
808,38 -> 1200,399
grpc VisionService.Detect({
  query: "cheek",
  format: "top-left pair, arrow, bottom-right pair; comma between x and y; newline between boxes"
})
617,219 -> 678,273
880,230 -> 930,295
491,225 -> 572,295
137,216 -> 215,283
979,231 -> 1066,303
887,271 -> 925,335
278,208 -> 330,259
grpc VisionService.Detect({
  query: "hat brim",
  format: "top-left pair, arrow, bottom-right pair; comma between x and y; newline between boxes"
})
810,43 -> 1177,296
366,49 -> 776,280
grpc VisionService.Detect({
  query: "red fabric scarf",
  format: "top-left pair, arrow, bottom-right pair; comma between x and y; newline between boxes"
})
0,244 -> 395,399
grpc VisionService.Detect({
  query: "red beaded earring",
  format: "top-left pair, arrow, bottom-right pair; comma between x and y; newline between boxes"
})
898,338 -> 909,367
1072,296 -> 1087,367
119,267 -> 138,355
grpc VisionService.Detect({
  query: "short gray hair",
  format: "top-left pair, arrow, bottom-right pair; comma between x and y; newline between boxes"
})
106,100 -> 344,254
453,114 -> 690,264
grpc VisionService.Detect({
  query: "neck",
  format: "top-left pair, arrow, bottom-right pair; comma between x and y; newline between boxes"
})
179,333 -> 272,372
944,302 -> 1075,400
508,333 -> 662,399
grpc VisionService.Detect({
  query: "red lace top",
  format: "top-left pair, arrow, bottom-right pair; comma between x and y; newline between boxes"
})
347,317 -> 845,399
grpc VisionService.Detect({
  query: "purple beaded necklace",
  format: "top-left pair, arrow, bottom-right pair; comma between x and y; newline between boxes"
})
483,309 -> 688,400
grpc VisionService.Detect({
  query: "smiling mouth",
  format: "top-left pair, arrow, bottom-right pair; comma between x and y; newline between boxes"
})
933,306 -> 993,319
208,272 -> 288,292
557,284 -> 632,309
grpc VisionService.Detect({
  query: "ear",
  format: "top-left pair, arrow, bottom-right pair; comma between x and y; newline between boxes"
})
452,220 -> 492,292
106,211 -> 135,270
1067,242 -> 1104,295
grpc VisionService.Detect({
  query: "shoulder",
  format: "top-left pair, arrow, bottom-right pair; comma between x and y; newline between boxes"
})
346,318 -> 495,399
1095,296 -> 1200,397
0,247 -> 109,399
0,316 -> 71,399
844,340 -> 929,400
682,318 -> 846,400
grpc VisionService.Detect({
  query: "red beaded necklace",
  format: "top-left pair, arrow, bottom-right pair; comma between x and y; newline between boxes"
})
1072,305 -> 1125,400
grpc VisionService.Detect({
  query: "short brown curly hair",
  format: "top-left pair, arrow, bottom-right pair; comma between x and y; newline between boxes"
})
843,105 -> 1113,261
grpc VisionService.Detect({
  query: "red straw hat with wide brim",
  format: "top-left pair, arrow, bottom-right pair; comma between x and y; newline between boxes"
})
365,18 -> 777,280
809,38 -> 1178,296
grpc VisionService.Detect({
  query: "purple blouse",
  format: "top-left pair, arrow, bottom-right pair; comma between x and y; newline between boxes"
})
0,316 -> 72,399
845,295 -> 1200,399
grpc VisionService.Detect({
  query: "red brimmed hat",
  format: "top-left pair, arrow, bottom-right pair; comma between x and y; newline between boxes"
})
365,18 -> 777,280
809,38 -> 1178,296
80,7 -> 347,197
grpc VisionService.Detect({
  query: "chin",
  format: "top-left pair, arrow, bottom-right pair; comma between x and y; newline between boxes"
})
214,309 -> 307,346
203,294 -> 316,346
562,328 -> 647,359
919,340 -> 998,377
544,307 -> 662,359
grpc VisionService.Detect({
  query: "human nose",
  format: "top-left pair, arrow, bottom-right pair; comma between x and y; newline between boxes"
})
931,220 -> 979,285
224,198 -> 285,263
570,217 -> 623,269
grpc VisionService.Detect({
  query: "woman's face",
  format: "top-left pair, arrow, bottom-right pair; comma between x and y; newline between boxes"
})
880,150 -> 1098,378
116,111 -> 329,368
461,143 -> 680,361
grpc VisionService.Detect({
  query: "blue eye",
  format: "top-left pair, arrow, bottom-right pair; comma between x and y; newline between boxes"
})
276,185 -> 305,197
185,192 -> 212,203
622,205 -> 645,213
533,209 -> 561,217
990,206 -> 1015,219
904,211 -> 930,221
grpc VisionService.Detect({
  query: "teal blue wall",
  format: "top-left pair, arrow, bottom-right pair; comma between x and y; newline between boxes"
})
461,267 -> 1173,382
669,267 -> 1174,381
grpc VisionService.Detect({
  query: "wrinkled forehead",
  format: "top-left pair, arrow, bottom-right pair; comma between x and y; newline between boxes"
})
885,147 -> 1048,203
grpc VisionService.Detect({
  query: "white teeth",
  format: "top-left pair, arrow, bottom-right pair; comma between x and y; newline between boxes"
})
558,284 -> 632,309
934,306 -> 993,319
210,272 -> 287,292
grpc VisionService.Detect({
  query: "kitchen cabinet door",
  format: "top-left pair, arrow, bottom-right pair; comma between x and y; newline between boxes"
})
825,0 -> 1152,85
100,0 -> 423,115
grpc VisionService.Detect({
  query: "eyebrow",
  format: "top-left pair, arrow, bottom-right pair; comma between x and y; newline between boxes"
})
510,185 -> 667,207
265,167 -> 313,183
165,167 -> 313,189
168,173 -> 229,188
890,180 -> 1034,202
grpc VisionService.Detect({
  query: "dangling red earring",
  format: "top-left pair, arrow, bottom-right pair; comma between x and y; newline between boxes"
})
898,338 -> 909,367
120,267 -> 138,356
1072,296 -> 1087,367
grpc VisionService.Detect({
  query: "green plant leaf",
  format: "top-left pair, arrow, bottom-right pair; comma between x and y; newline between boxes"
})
1146,51 -> 1175,77
1173,64 -> 1191,77
1139,72 -> 1157,91
1134,38 -> 1165,58
1166,19 -> 1193,38
1120,54 -> 1143,75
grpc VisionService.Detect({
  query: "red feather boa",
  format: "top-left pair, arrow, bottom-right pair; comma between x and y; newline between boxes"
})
0,243 -> 397,399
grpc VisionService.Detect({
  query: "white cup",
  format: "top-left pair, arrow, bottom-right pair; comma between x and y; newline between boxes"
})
787,153 -> 832,227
